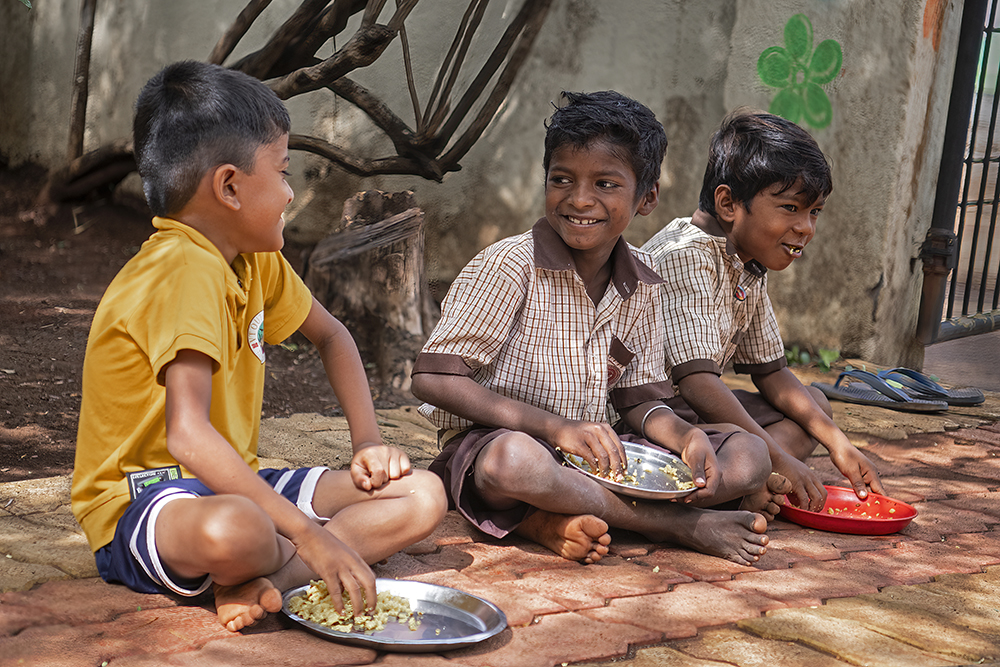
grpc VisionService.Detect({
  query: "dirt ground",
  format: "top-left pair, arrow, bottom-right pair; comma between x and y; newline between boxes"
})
0,165 -> 416,484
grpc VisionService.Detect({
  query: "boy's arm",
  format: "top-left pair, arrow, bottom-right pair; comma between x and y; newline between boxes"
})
298,297 -> 409,490
410,371 -> 627,474
677,371 -> 828,511
164,348 -> 375,613
752,367 -> 884,499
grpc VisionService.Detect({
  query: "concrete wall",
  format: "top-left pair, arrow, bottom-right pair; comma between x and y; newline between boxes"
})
0,0 -> 966,367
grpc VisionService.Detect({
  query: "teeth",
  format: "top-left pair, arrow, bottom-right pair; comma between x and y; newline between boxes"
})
568,216 -> 598,225
783,244 -> 802,257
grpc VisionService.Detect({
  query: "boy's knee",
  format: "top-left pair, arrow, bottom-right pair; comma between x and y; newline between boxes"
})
474,432 -> 539,492
409,469 -> 448,521
724,432 -> 771,484
195,495 -> 275,561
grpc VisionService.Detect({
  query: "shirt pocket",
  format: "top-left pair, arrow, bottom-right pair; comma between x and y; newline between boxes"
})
607,336 -> 635,389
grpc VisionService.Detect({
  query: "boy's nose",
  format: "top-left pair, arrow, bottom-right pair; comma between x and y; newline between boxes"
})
568,184 -> 596,208
793,214 -> 815,237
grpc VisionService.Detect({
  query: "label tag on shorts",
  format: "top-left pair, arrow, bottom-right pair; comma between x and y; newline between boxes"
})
126,466 -> 182,500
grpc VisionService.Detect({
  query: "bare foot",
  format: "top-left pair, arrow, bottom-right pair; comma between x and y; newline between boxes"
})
213,577 -> 284,632
742,473 -> 793,521
657,510 -> 769,566
516,511 -> 611,563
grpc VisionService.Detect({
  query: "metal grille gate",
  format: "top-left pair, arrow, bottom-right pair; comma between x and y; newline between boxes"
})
917,0 -> 1000,343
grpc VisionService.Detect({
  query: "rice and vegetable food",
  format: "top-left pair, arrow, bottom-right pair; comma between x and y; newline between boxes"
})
565,452 -> 696,491
288,580 -> 421,633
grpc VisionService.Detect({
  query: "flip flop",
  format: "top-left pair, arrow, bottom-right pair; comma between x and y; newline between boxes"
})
811,369 -> 949,413
877,367 -> 985,407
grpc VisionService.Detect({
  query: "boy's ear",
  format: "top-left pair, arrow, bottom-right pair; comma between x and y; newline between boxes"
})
211,164 -> 242,211
714,184 -> 738,223
635,181 -> 660,217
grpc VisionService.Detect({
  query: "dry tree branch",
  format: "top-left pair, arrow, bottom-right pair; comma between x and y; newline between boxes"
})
432,0 -> 545,155
268,23 -> 396,99
284,0 -> 368,76
397,20 -> 421,128
232,0 -> 329,79
422,0 -> 488,138
328,77 -> 416,149
46,0 -> 549,204
67,0 -> 97,161
207,0 -> 273,66
288,133 -> 445,180
438,0 -> 552,168
420,0 -> 478,130
267,0 -> 417,99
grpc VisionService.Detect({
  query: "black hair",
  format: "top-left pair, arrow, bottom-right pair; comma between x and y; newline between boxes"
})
698,109 -> 832,217
543,91 -> 667,198
133,60 -> 291,217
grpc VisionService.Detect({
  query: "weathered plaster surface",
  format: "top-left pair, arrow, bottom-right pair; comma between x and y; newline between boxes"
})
0,0 -> 965,365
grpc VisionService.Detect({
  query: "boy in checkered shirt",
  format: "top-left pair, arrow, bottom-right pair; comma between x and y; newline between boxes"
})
642,110 -> 883,515
411,92 -> 783,566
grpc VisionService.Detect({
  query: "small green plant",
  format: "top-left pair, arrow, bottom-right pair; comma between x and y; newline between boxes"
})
785,346 -> 840,372
816,348 -> 839,372
17,0 -> 32,8
785,345 -> 811,367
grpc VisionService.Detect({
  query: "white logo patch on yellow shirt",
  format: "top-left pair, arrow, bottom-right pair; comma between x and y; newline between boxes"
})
248,310 -> 265,364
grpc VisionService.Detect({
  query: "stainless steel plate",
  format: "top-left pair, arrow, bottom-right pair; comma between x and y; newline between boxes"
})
282,578 -> 507,652
562,440 -> 696,500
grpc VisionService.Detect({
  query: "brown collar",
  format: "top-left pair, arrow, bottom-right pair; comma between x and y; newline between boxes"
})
531,218 -> 663,300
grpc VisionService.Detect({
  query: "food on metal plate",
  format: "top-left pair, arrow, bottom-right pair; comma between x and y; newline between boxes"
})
565,452 -> 695,491
288,580 -> 421,633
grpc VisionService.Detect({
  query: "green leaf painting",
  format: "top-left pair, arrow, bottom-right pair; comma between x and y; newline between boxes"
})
757,14 -> 841,129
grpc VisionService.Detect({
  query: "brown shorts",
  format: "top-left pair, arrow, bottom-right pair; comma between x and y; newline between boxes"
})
665,389 -> 786,429
428,427 -> 738,539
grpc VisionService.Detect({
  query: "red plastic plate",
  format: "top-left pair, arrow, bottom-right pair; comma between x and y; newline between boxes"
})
778,485 -> 917,535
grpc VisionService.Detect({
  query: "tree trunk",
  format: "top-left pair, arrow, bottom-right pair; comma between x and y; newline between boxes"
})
304,190 -> 438,399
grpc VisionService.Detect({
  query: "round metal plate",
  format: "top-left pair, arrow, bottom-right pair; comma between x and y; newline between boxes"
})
562,440 -> 696,500
282,578 -> 507,652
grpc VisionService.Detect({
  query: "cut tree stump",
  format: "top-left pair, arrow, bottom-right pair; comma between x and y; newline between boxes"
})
304,190 -> 438,398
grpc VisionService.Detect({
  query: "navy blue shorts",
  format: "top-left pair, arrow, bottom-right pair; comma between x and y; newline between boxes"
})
95,467 -> 329,596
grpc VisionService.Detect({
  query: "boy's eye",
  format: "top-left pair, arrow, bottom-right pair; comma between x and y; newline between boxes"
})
811,208 -> 823,216
597,180 -> 619,189
781,204 -> 797,212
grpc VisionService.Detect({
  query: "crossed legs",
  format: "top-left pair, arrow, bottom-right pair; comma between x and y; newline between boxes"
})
154,469 -> 446,631
472,431 -> 772,566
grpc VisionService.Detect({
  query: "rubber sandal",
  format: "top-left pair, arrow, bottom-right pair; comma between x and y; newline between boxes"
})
811,369 -> 948,413
877,367 -> 985,407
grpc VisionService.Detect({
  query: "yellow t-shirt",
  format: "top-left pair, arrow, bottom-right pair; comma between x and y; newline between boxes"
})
72,217 -> 312,552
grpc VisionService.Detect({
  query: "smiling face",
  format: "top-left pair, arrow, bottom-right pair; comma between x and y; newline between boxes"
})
236,134 -> 294,254
718,179 -> 824,271
544,139 -> 658,271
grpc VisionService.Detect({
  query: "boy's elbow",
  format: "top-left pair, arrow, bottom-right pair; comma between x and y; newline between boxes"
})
409,372 -> 433,402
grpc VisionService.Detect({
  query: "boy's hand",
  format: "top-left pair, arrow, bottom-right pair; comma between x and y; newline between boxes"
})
829,446 -> 884,500
678,432 -> 721,504
292,523 -> 376,616
550,420 -> 627,477
350,444 -> 412,491
772,453 -> 826,511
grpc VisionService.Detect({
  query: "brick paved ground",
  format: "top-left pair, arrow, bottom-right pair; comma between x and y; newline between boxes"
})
2,367 -> 1000,666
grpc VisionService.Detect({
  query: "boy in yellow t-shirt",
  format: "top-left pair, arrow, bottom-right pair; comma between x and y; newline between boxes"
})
71,61 -> 446,633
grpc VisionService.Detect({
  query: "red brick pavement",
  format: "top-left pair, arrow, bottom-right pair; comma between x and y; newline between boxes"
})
3,423 -> 1000,666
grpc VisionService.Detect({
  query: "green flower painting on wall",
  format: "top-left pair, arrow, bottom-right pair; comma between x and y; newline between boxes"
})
757,13 -> 842,129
